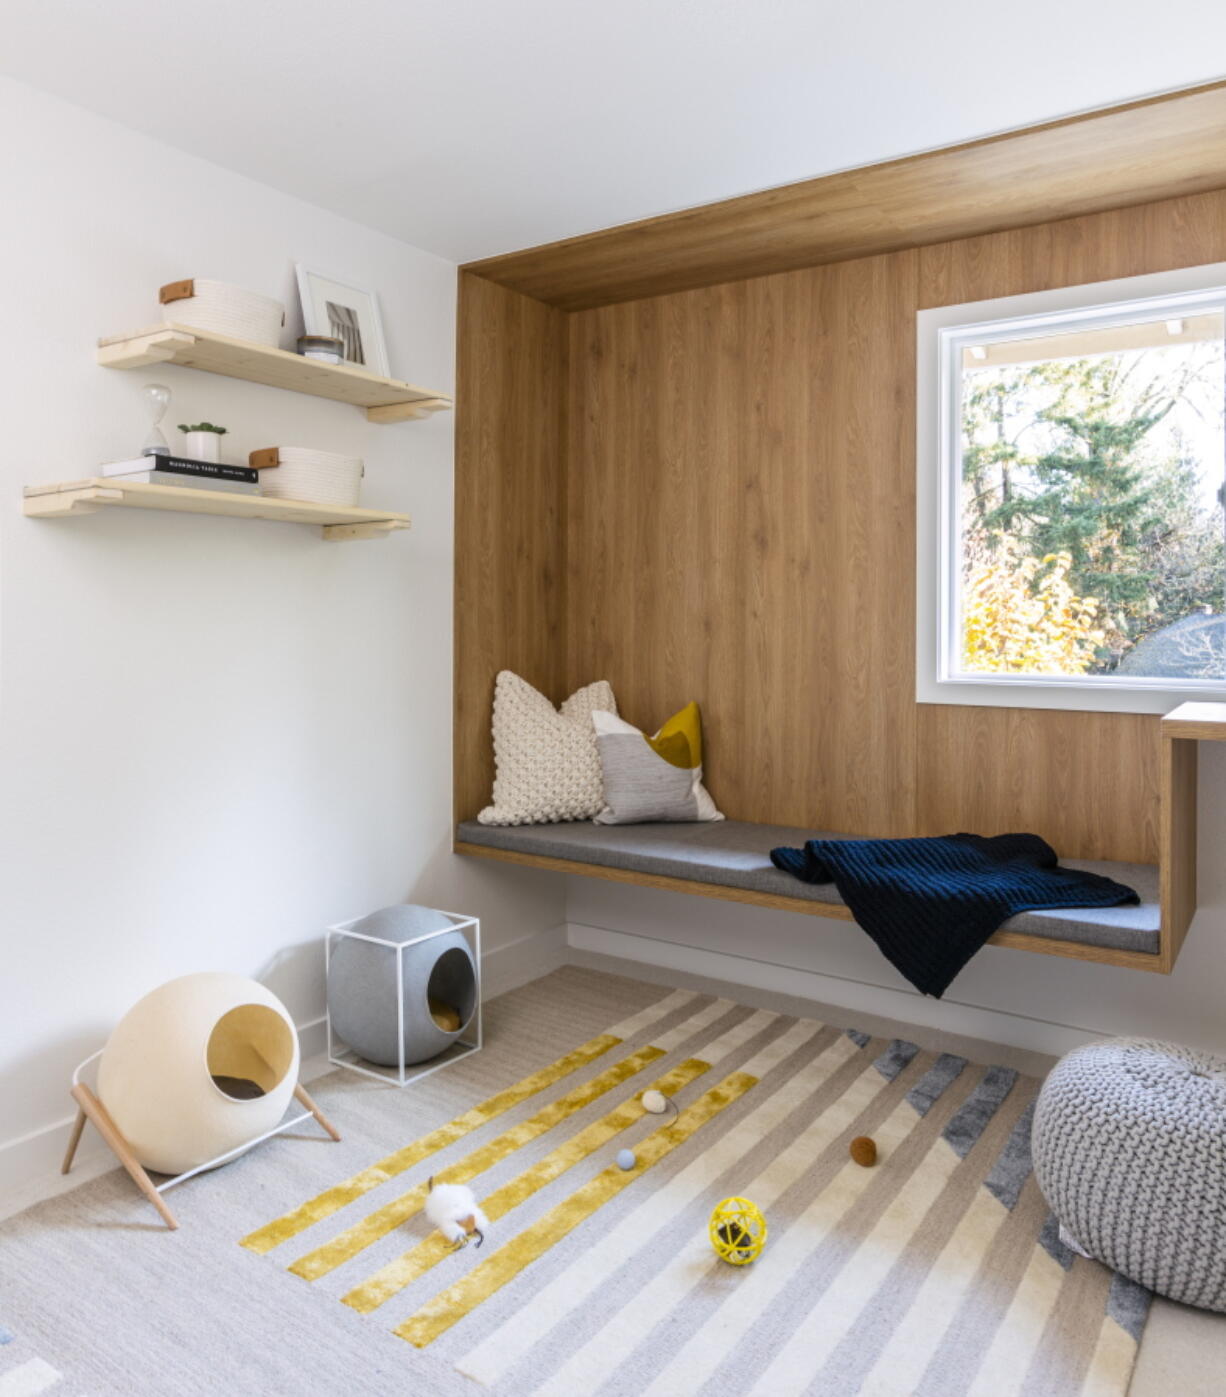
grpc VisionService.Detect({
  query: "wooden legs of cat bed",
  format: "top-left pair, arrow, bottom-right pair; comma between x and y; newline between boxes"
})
61,1081 -> 340,1231
62,1083 -> 180,1229
292,1082 -> 342,1141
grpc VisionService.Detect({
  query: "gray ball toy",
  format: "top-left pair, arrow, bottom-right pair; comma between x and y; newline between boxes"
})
328,905 -> 478,1068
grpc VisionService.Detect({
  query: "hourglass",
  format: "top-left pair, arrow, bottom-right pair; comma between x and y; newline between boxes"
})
141,383 -> 172,457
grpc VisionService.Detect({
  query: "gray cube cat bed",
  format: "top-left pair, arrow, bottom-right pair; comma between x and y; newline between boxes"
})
327,905 -> 479,1070
1033,1037 -> 1226,1312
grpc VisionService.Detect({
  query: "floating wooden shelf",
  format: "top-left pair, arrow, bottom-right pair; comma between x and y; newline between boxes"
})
97,324 -> 452,424
24,479 -> 411,542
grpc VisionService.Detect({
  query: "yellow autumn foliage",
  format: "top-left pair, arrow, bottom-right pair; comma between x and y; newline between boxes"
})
963,535 -> 1104,675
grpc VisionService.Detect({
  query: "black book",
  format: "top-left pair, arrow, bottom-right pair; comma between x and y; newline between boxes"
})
102,454 -> 259,485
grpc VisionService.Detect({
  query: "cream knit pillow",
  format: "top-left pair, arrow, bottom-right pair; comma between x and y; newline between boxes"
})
478,671 -> 618,825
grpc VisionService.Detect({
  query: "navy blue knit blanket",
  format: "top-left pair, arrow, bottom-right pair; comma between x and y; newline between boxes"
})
770,832 -> 1139,997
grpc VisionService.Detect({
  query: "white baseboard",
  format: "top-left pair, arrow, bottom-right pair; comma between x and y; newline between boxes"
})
565,921 -> 1102,1060
482,922 -> 569,999
0,1013 -> 331,1222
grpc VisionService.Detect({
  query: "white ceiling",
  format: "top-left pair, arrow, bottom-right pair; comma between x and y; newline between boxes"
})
5,0 -> 1225,265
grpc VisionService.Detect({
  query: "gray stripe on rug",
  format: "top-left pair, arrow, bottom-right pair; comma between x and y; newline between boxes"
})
873,1037 -> 920,1080
1108,1271 -> 1153,1343
984,1099 -> 1035,1210
907,1052 -> 967,1115
944,1065 -> 1017,1157
1040,1210 -> 1077,1269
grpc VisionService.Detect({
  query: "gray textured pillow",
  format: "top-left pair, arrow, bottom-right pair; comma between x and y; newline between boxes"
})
593,703 -> 723,824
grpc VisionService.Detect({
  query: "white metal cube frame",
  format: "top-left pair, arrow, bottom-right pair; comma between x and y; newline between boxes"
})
326,909 -> 482,1087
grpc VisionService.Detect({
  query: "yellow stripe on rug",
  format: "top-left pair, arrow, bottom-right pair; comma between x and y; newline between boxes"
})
394,1071 -> 758,1349
343,1057 -> 710,1312
241,1034 -> 623,1255
289,1045 -> 673,1280
241,988 -> 701,1255
293,1002 -> 754,1281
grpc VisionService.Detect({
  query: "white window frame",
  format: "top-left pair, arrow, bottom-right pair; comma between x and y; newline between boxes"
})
917,261 -> 1226,715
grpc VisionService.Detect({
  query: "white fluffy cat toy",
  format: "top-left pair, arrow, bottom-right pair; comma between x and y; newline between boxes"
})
426,1176 -> 489,1249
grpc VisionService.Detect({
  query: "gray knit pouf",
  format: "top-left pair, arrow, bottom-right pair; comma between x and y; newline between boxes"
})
1033,1037 -> 1226,1312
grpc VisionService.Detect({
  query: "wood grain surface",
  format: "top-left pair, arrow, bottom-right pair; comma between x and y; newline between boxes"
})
465,83 -> 1226,310
454,273 -> 568,820
564,255 -> 919,836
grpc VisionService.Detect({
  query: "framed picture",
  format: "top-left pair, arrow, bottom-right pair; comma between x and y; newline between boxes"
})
295,264 -> 390,377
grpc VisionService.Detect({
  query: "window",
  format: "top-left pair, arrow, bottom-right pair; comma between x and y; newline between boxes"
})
918,265 -> 1226,714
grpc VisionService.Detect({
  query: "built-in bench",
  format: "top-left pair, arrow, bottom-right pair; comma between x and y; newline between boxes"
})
455,704 -> 1225,974
456,818 -> 1161,968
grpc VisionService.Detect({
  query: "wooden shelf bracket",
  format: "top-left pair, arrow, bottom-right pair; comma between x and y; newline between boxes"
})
24,485 -> 125,517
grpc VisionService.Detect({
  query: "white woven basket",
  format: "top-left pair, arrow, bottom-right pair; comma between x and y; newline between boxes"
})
260,447 -> 364,507
161,279 -> 285,347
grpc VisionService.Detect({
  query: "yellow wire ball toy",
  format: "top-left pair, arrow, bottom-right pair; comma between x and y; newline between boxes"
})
709,1196 -> 767,1265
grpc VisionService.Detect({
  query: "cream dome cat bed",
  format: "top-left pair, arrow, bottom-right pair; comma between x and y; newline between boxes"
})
63,972 -> 340,1230
97,972 -> 299,1175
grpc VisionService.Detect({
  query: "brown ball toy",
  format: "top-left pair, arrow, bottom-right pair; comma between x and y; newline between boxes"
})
850,1135 -> 878,1167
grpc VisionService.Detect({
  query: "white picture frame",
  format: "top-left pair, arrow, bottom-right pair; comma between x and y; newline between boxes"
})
295,263 -> 390,377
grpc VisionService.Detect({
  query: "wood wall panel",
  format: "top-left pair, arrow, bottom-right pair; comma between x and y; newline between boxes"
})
458,188 -> 1226,863
918,188 -> 1226,308
565,254 -> 919,834
453,272 -> 567,821
915,707 -> 1161,864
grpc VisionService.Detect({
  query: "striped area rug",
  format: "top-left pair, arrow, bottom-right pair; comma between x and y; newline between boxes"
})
240,987 -> 1151,1395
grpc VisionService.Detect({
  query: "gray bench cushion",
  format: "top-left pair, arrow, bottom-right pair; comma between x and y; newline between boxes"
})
456,818 -> 1160,955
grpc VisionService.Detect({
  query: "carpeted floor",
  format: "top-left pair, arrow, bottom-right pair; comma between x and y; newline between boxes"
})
0,966 -> 1217,1395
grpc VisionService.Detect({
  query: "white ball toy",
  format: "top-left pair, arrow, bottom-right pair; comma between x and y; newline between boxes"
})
97,972 -> 299,1175
642,1090 -> 669,1114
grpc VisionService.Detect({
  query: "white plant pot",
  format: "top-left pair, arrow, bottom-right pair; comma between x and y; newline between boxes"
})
185,432 -> 222,463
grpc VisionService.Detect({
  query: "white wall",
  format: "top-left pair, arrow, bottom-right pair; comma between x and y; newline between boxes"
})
566,742 -> 1226,1059
0,77 -> 564,1193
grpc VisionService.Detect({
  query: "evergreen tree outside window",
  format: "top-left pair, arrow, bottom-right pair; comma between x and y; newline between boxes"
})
940,294 -> 1226,690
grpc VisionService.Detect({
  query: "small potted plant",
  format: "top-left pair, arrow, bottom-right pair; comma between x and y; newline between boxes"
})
179,421 -> 228,463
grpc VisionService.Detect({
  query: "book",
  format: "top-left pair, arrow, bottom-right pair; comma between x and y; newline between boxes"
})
101,454 -> 259,485
105,469 -> 261,495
